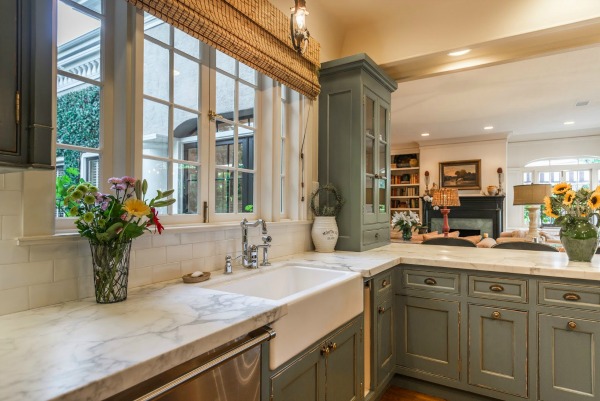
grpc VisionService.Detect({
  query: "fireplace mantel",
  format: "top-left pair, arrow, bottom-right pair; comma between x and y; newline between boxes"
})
423,196 -> 505,239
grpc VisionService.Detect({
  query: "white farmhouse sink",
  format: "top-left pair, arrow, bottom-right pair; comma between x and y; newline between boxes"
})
211,266 -> 363,369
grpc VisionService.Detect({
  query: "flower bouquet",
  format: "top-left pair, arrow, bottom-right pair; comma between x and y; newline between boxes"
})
63,176 -> 175,303
543,183 -> 600,261
392,210 -> 421,241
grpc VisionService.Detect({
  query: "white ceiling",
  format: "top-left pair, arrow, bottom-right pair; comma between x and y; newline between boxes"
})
390,45 -> 600,147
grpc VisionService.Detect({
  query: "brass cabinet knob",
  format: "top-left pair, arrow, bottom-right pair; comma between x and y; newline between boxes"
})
489,284 -> 505,292
378,306 -> 386,314
320,345 -> 330,356
491,311 -> 501,319
563,293 -> 581,301
424,278 -> 437,286
568,321 -> 577,330
328,342 -> 337,351
381,279 -> 389,288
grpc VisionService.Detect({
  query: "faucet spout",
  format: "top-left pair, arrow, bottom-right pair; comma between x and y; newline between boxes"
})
240,219 -> 270,268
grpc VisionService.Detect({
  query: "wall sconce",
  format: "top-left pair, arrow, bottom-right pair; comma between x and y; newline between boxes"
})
290,0 -> 310,54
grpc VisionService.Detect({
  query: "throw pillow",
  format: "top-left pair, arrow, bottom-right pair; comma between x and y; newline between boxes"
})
464,235 -> 483,244
422,231 -> 459,241
477,238 -> 497,248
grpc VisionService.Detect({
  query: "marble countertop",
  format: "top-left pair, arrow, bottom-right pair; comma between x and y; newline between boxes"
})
1,243 -> 599,401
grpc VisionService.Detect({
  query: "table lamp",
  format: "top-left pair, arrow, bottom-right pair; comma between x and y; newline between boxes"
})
431,188 -> 461,237
513,184 -> 552,240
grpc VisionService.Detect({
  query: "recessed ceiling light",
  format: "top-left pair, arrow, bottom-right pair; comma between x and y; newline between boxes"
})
484,126 -> 494,130
448,49 -> 471,57
421,132 -> 430,137
564,121 -> 575,125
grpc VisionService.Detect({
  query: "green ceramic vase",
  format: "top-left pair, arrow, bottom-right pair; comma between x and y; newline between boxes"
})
560,217 -> 600,262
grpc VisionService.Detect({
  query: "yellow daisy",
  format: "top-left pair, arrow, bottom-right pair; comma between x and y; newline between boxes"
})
552,182 -> 571,195
588,191 -> 600,210
563,190 -> 576,206
543,196 -> 559,218
123,198 -> 151,218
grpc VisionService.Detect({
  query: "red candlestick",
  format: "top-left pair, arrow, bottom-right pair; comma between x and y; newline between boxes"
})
440,207 -> 451,237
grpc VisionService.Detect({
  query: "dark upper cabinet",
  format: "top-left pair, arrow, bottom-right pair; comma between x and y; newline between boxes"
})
0,0 -> 53,172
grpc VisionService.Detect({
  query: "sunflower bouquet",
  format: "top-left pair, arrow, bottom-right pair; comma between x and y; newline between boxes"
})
543,182 -> 600,227
62,176 -> 175,245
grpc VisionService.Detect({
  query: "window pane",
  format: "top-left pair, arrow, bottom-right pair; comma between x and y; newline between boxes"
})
216,139 -> 234,167
173,163 -> 198,214
238,172 -> 254,213
239,61 -> 256,85
55,150 -> 100,216
57,2 -> 101,80
57,80 -> 101,148
216,51 -> 235,75
144,39 -> 170,101
173,108 -> 199,162
144,13 -> 170,44
215,169 -> 234,213
523,172 -> 532,185
174,54 -> 199,110
143,158 -> 168,214
71,0 -> 102,14
143,99 -> 169,158
239,82 -> 255,123
216,72 -> 235,116
238,127 -> 254,169
174,28 -> 199,59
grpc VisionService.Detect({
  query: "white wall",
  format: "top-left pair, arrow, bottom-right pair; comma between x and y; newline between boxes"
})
419,137 -> 508,196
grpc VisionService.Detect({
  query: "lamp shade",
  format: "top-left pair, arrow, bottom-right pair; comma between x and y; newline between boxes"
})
513,184 -> 552,205
431,188 -> 461,207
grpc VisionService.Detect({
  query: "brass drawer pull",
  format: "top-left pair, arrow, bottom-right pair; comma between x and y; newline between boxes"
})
563,293 -> 581,301
424,278 -> 437,286
491,311 -> 501,319
328,342 -> 337,351
489,284 -> 504,292
568,321 -> 577,330
381,279 -> 390,288
321,345 -> 330,356
378,306 -> 386,314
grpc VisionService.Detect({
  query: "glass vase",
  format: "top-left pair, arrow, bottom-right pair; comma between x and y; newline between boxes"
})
560,217 -> 599,262
89,240 -> 132,303
402,227 -> 412,241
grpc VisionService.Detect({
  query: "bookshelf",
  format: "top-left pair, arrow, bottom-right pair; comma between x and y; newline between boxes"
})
390,153 -> 421,216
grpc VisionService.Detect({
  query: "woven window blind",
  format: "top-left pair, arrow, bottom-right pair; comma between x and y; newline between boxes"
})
126,0 -> 320,99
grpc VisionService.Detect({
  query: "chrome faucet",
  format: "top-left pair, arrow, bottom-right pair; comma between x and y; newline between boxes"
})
241,218 -> 271,268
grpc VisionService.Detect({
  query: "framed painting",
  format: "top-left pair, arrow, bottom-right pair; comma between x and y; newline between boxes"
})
439,159 -> 481,190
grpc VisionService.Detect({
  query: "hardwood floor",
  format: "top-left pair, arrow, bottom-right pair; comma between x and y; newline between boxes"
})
380,386 -> 447,401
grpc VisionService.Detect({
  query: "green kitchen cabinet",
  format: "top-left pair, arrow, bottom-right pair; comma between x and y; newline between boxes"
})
267,315 -> 363,401
0,0 -> 53,172
318,54 -> 397,251
538,314 -> 600,401
467,304 -> 528,398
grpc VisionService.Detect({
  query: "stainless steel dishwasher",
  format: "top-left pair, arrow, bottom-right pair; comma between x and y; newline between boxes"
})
107,326 -> 275,401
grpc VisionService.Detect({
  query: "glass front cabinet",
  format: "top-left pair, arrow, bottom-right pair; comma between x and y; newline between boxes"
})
318,54 -> 397,251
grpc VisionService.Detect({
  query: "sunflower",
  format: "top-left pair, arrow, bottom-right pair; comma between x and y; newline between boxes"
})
588,191 -> 600,210
543,196 -> 559,218
552,182 -> 571,195
562,190 -> 576,206
123,198 -> 151,218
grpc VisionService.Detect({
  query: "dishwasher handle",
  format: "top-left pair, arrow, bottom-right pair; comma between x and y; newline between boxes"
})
134,326 -> 276,401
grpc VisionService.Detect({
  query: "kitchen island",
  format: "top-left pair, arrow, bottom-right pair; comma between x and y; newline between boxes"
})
0,243 -> 598,400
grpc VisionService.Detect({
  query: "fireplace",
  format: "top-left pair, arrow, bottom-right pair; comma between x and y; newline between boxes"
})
423,196 -> 505,239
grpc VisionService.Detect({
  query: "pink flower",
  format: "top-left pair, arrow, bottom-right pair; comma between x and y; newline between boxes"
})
111,184 -> 126,191
108,177 -> 123,185
121,176 -> 137,185
120,213 -> 128,221
100,202 -> 109,211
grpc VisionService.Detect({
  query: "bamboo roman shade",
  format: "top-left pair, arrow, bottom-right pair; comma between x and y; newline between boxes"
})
126,0 -> 321,99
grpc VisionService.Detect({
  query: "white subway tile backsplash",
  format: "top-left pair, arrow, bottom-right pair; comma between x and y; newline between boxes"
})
152,262 -> 181,282
152,233 -> 181,248
181,230 -> 225,244
0,191 -> 22,216
30,243 -> 80,262
2,215 -> 22,239
166,244 -> 193,262
0,174 -> 4,190
0,240 -> 30,265
4,172 -> 23,191
215,239 -> 239,255
131,236 -> 153,250
54,257 -> 90,281
0,287 -> 29,315
129,266 -> 153,288
134,247 -> 166,268
180,258 -> 205,274
192,242 -> 217,258
29,279 -> 79,309
77,275 -> 95,299
0,261 -> 53,290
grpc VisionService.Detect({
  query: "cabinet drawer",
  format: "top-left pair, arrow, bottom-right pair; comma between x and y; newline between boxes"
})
373,273 -> 392,298
401,269 -> 460,294
468,275 -> 528,303
539,282 -> 600,311
363,228 -> 389,246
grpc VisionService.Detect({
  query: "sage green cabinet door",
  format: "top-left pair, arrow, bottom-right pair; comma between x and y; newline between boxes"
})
0,0 -> 20,158
468,305 -> 528,398
326,318 -> 363,401
539,314 -> 600,401
396,295 -> 460,380
270,344 -> 325,401
375,297 -> 394,388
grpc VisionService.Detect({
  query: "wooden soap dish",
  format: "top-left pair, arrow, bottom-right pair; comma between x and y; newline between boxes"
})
182,271 -> 211,283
